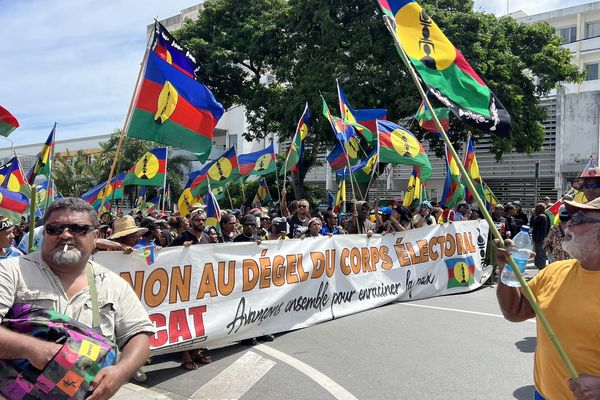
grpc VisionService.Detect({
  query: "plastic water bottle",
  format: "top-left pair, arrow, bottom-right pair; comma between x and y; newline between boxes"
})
501,226 -> 532,287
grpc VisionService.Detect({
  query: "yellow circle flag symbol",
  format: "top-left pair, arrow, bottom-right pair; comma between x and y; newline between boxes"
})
0,175 -> 20,192
345,138 -> 359,159
396,2 -> 455,71
254,153 -> 272,172
154,81 -> 179,124
390,128 -> 421,158
134,153 -> 160,180
300,122 -> 309,140
208,158 -> 232,181
98,184 -> 113,199
453,261 -> 471,285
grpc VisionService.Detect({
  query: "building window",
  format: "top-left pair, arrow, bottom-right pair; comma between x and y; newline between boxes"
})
228,134 -> 238,149
585,21 -> 600,38
585,63 -> 599,81
557,26 -> 577,43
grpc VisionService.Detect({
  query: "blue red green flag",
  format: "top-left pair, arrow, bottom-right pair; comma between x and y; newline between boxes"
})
402,167 -> 426,208
81,172 -> 126,211
0,156 -> 30,196
128,37 -> 224,162
238,143 -> 276,177
322,96 -> 355,143
204,190 -> 222,230
377,120 -> 432,181
280,103 -> 310,175
462,135 -> 485,203
336,148 -> 378,184
378,0 -> 511,136
190,147 -> 240,197
252,177 -> 272,206
326,137 -> 361,170
27,124 -> 55,184
337,82 -> 386,145
123,147 -> 167,187
440,145 -> 465,208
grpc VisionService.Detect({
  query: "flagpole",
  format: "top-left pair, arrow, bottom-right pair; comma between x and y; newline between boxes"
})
161,147 -> 169,212
99,32 -> 153,214
240,177 -> 246,205
382,16 -> 578,379
225,182 -> 234,210
27,186 -> 37,253
45,122 -> 57,211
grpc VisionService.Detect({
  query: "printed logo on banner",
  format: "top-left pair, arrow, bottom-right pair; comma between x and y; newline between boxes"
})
445,256 -> 475,288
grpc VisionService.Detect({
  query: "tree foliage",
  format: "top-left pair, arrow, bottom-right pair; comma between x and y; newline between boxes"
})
177,0 -> 582,170
53,150 -> 96,197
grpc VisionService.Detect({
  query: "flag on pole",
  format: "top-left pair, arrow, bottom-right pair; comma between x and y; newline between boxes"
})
402,167 -> 425,208
337,83 -> 377,144
0,156 -> 30,195
326,137 -> 361,170
0,186 -> 29,217
377,120 -> 432,181
336,148 -> 378,184
139,243 -> 156,266
462,135 -> 485,203
328,192 -> 335,209
190,147 -> 240,196
204,190 -> 222,230
252,177 -> 272,205
483,181 -> 499,211
81,172 -> 125,211
378,0 -> 511,136
416,101 -> 450,134
322,96 -> 355,143
123,148 -> 167,187
27,124 -> 55,184
440,145 -> 465,208
128,24 -> 224,162
145,196 -> 161,213
238,144 -> 276,176
0,105 -> 19,137
334,172 -> 346,213
280,103 -> 310,175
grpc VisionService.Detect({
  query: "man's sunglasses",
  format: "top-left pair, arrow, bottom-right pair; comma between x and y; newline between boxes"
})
45,224 -> 94,236
570,212 -> 600,225
571,179 -> 600,190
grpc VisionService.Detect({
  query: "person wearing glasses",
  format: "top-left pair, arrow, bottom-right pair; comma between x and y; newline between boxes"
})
169,209 -> 210,247
233,214 -> 260,243
571,167 -> 600,201
0,198 -> 154,399
496,197 -> 600,400
288,199 -> 311,238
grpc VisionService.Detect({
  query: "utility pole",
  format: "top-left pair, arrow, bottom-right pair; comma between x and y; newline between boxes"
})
534,161 -> 540,206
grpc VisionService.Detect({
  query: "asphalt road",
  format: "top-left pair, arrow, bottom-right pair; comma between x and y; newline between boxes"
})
125,279 -> 539,400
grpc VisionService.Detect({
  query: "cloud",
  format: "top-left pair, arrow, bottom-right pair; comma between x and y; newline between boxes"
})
0,0 -> 200,146
474,0 -> 592,15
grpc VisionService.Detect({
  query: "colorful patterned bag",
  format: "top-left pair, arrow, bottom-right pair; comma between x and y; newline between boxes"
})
0,304 -> 117,400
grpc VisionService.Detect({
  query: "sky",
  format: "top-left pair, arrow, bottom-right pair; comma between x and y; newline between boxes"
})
0,0 -> 594,147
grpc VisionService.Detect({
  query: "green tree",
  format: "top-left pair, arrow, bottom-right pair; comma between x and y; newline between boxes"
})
178,0 -> 582,196
53,150 -> 96,197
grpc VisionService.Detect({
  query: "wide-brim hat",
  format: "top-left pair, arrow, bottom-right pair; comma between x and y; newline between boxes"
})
108,215 -> 148,240
564,197 -> 600,214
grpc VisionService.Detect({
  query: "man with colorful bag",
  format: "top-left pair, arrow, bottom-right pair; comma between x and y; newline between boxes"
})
0,198 -> 155,400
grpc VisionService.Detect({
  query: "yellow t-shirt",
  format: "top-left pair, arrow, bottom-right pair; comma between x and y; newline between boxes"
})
528,259 -> 600,399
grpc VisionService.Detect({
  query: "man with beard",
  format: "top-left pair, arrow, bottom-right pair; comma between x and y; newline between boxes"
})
496,197 -> 600,400
0,198 -> 154,400
169,209 -> 210,246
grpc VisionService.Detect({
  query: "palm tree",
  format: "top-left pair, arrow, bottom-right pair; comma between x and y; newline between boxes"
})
53,150 -> 96,197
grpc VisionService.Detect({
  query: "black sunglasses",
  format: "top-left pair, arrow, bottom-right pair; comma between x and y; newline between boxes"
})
570,212 -> 600,225
45,224 -> 94,236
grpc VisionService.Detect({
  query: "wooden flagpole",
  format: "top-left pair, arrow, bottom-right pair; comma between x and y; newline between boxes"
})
161,147 -> 169,212
382,15 -> 578,379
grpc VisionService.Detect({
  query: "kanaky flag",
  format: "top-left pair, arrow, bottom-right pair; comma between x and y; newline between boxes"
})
402,167 -> 425,208
27,124 -> 55,184
238,143 -> 276,176
377,120 -> 432,181
178,187 -> 201,217
0,156 -> 30,196
252,177 -> 272,206
326,137 -> 361,170
190,147 -> 240,197
334,172 -> 346,213
440,145 -> 465,209
462,136 -> 485,203
280,103 -> 309,175
322,96 -> 355,143
416,101 -> 450,134
204,190 -> 222,230
0,186 -> 29,215
378,0 -> 511,136
445,256 -> 475,288
337,83 -> 387,145
0,105 -> 19,137
81,172 -> 125,211
337,148 -> 378,184
142,243 -> 156,266
151,21 -> 200,80
145,196 -> 161,213
483,181 -> 499,211
128,39 -> 224,163
123,147 -> 167,187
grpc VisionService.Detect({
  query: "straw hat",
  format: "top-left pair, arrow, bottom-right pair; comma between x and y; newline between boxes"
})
108,215 -> 148,240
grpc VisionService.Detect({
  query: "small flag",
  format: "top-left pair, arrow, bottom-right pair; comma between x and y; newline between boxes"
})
326,137 -> 360,170
334,174 -> 346,213
238,143 -> 276,176
377,120 -> 432,181
416,101 -> 450,134
280,103 -> 310,175
252,177 -> 272,206
81,172 -> 125,211
440,145 -> 465,209
27,124 -> 55,184
483,181 -> 499,211
445,256 -> 476,288
123,148 -> 167,187
462,136 -> 485,203
0,105 -> 19,137
336,148 -> 378,184
402,167 -> 425,208
0,156 -> 30,195
140,243 -> 156,266
322,96 -> 355,143
328,192 -> 335,209
337,83 -> 386,145
204,190 -> 222,230
178,187 -> 201,217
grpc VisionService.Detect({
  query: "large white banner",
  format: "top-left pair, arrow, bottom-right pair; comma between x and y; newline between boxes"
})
93,220 -> 490,355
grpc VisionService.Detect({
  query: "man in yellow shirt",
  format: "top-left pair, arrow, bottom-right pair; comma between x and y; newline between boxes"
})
497,197 -> 600,400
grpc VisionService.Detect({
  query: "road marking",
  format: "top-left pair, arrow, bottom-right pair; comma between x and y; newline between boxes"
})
189,351 -> 275,400
398,303 -> 536,323
255,344 -> 359,400
115,383 -> 172,399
